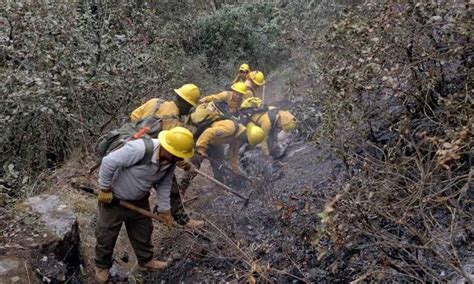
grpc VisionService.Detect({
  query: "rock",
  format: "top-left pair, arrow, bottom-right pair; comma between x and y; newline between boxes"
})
1,195 -> 81,283
25,195 -> 76,239
0,255 -> 36,284
0,256 -> 20,275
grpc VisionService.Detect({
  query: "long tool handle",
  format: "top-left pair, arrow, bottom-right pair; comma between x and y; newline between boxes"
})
77,185 -> 169,224
207,156 -> 253,182
118,200 -> 168,223
194,169 -> 248,201
133,126 -> 150,139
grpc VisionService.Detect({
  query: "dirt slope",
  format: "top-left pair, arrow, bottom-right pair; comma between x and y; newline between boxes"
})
39,138 -> 341,283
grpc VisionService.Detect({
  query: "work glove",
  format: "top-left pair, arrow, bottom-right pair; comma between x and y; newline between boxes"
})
177,160 -> 195,172
153,207 -> 173,227
190,153 -> 206,168
98,188 -> 113,204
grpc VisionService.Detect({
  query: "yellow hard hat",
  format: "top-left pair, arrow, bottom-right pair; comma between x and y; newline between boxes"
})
239,63 -> 250,72
174,84 -> 201,107
249,71 -> 265,86
246,122 -> 265,147
240,97 -> 263,109
278,111 -> 297,132
158,127 -> 195,159
231,82 -> 247,95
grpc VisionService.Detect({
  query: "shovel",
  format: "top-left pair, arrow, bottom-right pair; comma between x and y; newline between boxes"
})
193,169 -> 251,208
77,184 -> 173,225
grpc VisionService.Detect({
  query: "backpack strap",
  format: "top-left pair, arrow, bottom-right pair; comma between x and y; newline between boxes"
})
150,99 -> 162,118
268,108 -> 279,128
136,137 -> 154,166
231,120 -> 241,137
239,106 -> 269,125
194,114 -> 216,139
247,85 -> 255,97
265,108 -> 280,143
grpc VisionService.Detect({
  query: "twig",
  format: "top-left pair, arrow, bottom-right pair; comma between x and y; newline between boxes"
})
183,196 -> 198,204
24,262 -> 31,284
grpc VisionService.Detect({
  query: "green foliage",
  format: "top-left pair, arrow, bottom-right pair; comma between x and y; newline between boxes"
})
0,2 -> 290,198
185,3 -> 284,71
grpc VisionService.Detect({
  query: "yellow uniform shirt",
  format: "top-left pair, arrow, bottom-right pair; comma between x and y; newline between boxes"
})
249,112 -> 274,155
130,99 -> 181,130
196,119 -> 245,172
200,91 -> 243,114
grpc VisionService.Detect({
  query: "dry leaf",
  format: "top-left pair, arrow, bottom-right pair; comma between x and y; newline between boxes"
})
287,204 -> 296,216
289,194 -> 299,200
458,129 -> 470,141
247,274 -> 256,284
274,200 -> 284,210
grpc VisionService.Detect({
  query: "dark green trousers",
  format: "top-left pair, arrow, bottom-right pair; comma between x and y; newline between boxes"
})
179,144 -> 226,192
170,175 -> 189,225
95,197 -> 153,268
208,144 -> 226,182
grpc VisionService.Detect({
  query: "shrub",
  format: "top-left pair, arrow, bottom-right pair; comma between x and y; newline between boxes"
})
306,2 -> 472,281
184,3 -> 285,72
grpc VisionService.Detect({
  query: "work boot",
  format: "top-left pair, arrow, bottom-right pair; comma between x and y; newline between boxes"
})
184,219 -> 205,229
94,267 -> 109,283
138,259 -> 168,271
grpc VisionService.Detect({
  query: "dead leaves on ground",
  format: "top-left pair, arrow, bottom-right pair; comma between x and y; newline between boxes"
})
421,128 -> 471,170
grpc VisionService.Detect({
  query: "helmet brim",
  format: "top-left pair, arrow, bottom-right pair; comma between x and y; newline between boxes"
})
158,131 -> 195,159
231,86 -> 247,95
174,89 -> 198,107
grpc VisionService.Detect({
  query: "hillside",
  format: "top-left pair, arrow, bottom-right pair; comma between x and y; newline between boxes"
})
1,1 -> 472,283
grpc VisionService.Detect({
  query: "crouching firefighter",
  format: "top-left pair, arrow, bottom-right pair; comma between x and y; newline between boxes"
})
240,97 -> 297,159
179,102 -> 266,191
94,127 -> 195,282
245,71 -> 266,100
129,83 -> 203,228
199,81 -> 248,114
232,63 -> 251,84
130,83 -> 201,133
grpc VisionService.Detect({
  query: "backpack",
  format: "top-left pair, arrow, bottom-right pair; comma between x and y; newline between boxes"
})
238,105 -> 269,125
88,100 -> 164,174
190,101 -> 233,139
94,122 -> 155,167
133,98 -> 166,137
88,125 -> 154,174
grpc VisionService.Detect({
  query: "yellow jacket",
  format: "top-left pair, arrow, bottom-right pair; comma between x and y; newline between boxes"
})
130,99 -> 181,130
196,119 -> 245,172
245,79 -> 263,100
249,112 -> 274,155
200,91 -> 243,114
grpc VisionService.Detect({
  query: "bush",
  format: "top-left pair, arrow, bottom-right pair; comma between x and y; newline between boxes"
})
0,2 -> 208,197
184,3 -> 285,72
0,2 -> 290,198
305,2 -> 472,281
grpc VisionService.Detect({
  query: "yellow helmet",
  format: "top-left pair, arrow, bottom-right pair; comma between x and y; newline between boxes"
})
249,71 -> 265,86
158,127 -> 195,159
278,110 -> 297,132
174,84 -> 200,107
239,63 -> 250,72
231,82 -> 247,95
240,97 -> 263,109
246,122 -> 265,147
